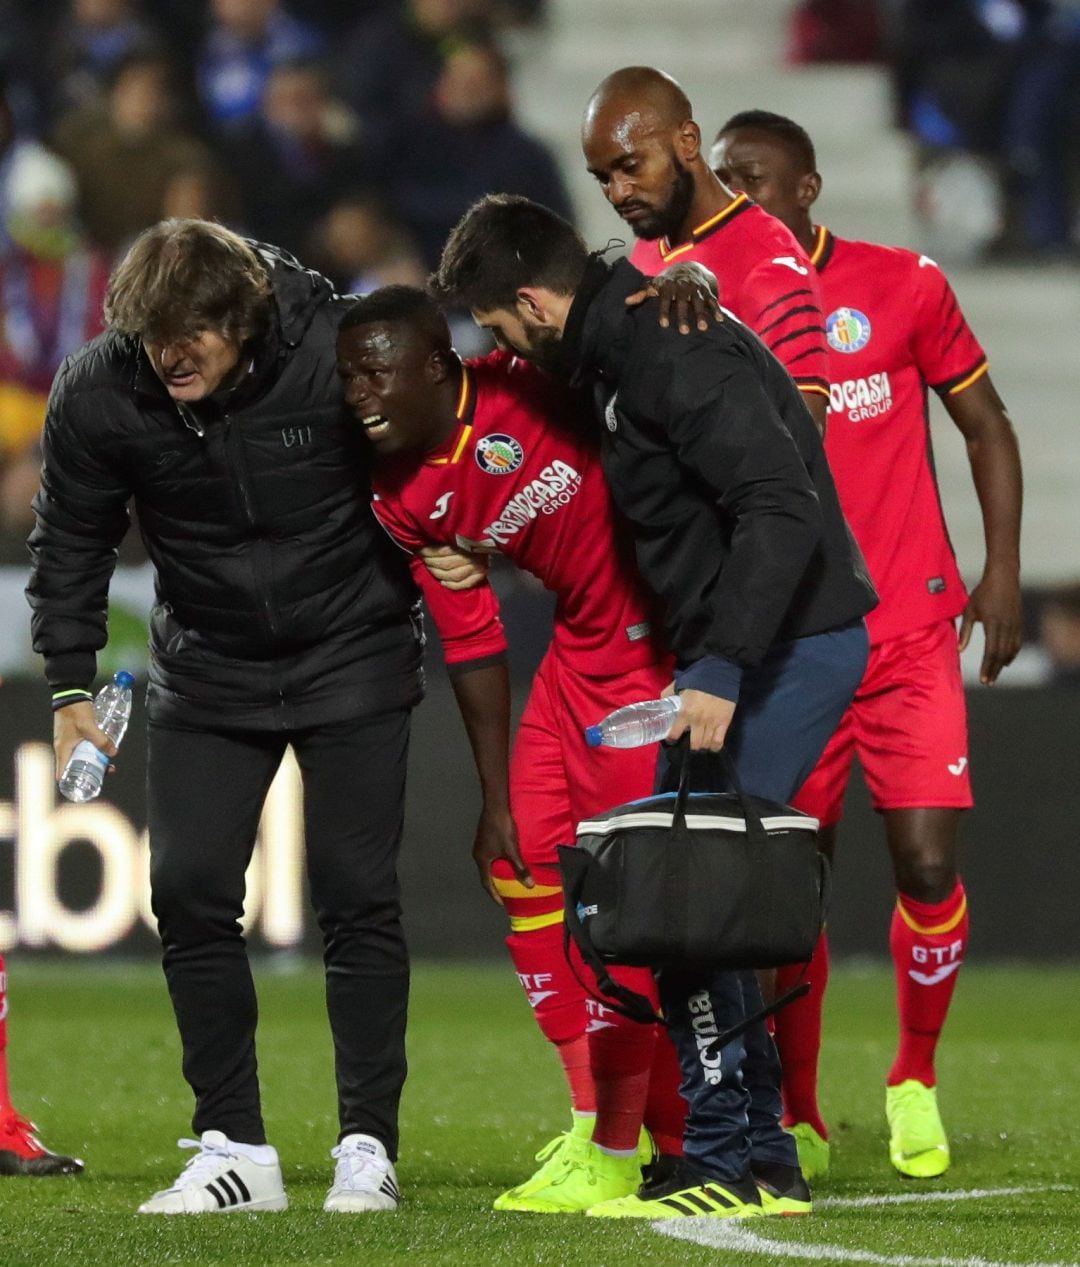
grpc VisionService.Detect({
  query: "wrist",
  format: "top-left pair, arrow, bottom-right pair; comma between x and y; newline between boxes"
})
982,558 -> 1020,581
51,686 -> 94,712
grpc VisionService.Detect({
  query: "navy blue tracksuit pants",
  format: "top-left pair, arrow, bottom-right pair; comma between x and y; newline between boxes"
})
655,621 -> 869,1182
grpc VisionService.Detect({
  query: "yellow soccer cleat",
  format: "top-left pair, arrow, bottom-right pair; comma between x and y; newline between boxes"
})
886,1080 -> 951,1179
494,1124 -> 653,1212
587,1158 -> 764,1219
493,1124 -> 591,1211
498,1140 -> 645,1214
785,1121 -> 830,1181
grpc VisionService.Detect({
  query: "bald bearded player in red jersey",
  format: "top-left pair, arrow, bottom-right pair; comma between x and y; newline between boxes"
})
710,111 -> 1023,1181
336,286 -> 697,1215
582,66 -> 830,434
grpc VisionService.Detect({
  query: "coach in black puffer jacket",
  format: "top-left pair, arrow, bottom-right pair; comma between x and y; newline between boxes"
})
26,220 -> 422,1211
28,237 -> 422,729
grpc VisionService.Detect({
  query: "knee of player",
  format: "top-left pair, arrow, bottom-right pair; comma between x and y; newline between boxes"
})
894,858 -> 957,905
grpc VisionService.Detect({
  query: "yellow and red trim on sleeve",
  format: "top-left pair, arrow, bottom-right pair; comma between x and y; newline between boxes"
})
945,361 -> 990,396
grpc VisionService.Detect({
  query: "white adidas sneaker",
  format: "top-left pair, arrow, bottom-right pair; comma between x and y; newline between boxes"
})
323,1134 -> 401,1212
137,1130 -> 288,1214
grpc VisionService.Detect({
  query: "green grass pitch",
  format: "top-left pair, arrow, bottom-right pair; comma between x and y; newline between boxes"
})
1,961 -> 1078,1266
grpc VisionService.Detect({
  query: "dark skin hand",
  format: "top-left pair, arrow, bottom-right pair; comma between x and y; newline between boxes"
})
624,260 -> 722,332
449,660 -> 533,902
946,373 -> 1023,684
623,261 -> 827,433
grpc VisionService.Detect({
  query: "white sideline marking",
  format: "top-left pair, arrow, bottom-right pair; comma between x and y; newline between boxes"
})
655,1186 -> 1078,1267
818,1185 -> 1074,1210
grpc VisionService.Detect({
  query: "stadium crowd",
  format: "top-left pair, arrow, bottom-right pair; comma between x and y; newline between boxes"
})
0,0 -> 569,541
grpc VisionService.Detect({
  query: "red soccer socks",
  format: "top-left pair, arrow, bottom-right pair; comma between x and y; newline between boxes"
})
588,966 -> 658,1154
888,882 -> 969,1088
775,931 -> 830,1139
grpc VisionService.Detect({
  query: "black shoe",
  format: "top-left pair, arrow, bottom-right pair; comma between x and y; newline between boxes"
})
751,1160 -> 812,1214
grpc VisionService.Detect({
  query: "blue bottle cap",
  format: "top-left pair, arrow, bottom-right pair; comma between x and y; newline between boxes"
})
584,725 -> 603,748
114,670 -> 136,688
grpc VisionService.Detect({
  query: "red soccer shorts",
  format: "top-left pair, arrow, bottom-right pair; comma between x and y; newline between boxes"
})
793,619 -> 973,827
510,646 -> 672,888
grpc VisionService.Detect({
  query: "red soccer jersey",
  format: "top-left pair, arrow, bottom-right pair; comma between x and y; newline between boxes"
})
809,227 -> 988,643
371,350 -> 666,675
630,192 -> 829,403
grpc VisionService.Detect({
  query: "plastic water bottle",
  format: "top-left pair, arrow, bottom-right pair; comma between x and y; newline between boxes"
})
58,671 -> 136,803
584,696 -> 682,749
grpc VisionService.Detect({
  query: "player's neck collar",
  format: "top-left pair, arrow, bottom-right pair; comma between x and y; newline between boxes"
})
659,192 -> 751,261
810,224 -> 835,272
425,362 -> 474,466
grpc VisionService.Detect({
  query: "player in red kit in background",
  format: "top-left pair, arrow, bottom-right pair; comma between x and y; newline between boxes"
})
0,956 -> 83,1175
582,66 -> 830,434
710,111 -> 1023,1181
335,286 -> 690,1215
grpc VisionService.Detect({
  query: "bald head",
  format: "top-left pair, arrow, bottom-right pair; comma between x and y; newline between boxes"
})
584,66 -> 693,139
583,65 -> 712,244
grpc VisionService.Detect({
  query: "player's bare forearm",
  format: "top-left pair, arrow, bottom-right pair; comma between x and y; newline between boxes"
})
946,375 -> 1023,682
448,659 -> 532,897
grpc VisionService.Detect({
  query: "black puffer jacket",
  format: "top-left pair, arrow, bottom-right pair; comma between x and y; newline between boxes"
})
27,245 -> 422,729
564,255 -> 876,674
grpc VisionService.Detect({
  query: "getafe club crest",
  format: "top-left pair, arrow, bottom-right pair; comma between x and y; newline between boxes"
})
826,307 -> 872,354
475,434 -> 525,475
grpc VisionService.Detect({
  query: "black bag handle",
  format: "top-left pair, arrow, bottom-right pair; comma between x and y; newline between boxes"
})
670,740 -> 770,851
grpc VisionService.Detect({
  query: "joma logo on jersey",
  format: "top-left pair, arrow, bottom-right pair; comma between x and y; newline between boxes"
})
829,371 -> 893,421
482,461 -> 582,545
826,307 -> 872,353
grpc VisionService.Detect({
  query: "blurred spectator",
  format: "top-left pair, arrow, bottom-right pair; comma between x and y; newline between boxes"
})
895,0 -> 1080,257
0,6 -> 44,134
308,196 -> 426,293
787,0 -> 885,63
51,51 -> 221,251
389,32 -> 573,266
331,0 -> 489,159
0,145 -> 109,530
226,60 -> 368,255
197,0 -> 325,130
160,159 -> 240,225
1039,584 -> 1080,684
45,0 -> 161,123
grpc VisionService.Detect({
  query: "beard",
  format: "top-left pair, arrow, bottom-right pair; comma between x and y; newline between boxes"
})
518,321 -> 576,379
625,157 -> 696,242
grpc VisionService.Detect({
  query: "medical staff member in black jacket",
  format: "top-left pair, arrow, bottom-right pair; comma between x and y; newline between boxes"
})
27,219 -> 422,1216
432,194 -> 877,1220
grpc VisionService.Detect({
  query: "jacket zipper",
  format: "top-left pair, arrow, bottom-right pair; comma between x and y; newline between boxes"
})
223,414 -> 280,643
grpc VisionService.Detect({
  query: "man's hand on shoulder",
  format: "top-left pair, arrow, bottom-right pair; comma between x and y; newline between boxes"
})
419,544 -> 489,590
624,262 -> 722,333
667,689 -> 736,752
53,700 -> 116,779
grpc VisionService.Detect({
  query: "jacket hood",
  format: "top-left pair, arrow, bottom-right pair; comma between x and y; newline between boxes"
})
252,241 -> 336,349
